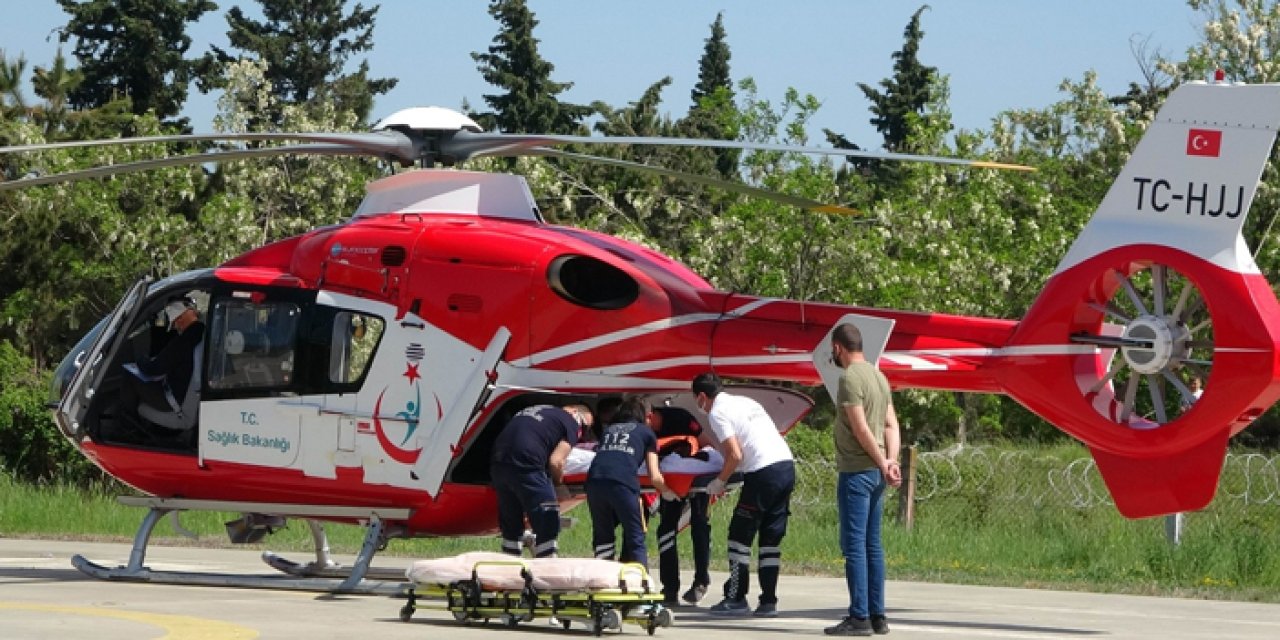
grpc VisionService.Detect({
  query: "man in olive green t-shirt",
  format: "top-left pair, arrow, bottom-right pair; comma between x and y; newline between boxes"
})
825,323 -> 901,637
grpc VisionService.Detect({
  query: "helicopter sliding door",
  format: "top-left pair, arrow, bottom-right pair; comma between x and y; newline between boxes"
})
54,278 -> 149,441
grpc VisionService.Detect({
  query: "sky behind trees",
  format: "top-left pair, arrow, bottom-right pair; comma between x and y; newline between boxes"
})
2,0 -> 1201,143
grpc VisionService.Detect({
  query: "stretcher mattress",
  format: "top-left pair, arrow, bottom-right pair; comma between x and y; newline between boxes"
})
406,552 -> 651,592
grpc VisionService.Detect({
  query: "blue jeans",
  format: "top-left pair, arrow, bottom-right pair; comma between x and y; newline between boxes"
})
837,469 -> 886,619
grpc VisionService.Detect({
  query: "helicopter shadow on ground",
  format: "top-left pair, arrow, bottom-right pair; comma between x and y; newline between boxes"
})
673,606 -> 1105,637
0,565 -> 95,586
380,615 -> 613,636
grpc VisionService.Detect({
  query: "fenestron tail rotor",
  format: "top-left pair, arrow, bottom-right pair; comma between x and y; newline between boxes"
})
1068,263 -> 1212,428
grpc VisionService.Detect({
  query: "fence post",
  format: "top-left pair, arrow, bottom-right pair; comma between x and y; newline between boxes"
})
1164,512 -> 1184,545
896,445 -> 917,530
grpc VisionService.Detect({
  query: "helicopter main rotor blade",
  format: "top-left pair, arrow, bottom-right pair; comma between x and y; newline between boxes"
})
0,131 -> 419,164
447,130 -> 1036,172
0,143 -> 372,191
533,148 -> 862,216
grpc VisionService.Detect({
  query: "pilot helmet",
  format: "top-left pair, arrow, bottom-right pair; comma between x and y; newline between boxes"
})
164,296 -> 198,325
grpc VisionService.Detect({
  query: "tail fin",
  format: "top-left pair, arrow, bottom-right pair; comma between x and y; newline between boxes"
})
1000,81 -> 1280,517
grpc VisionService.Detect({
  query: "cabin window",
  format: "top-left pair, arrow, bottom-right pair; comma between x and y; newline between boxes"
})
207,298 -> 301,390
546,254 -> 639,310
290,305 -> 386,393
328,311 -> 385,384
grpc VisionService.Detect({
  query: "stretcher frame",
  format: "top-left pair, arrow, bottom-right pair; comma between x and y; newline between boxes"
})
399,559 -> 674,636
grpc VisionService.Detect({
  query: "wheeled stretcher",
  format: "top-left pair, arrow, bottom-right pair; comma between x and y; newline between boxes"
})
399,552 -> 674,635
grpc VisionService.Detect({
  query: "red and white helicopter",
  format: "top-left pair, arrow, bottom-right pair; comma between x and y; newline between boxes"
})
4,77 -> 1280,592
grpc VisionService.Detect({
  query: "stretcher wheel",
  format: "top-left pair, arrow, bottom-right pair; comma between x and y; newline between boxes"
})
656,607 -> 673,628
602,609 -> 621,630
399,604 -> 414,622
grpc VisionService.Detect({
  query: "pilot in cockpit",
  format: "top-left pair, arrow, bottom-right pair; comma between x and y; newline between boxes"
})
120,296 -> 206,430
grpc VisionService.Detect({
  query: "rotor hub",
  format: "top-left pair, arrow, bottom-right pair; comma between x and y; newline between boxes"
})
1120,314 -> 1191,375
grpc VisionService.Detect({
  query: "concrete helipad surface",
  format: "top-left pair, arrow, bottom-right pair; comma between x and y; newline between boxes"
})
1,537 -> 1278,639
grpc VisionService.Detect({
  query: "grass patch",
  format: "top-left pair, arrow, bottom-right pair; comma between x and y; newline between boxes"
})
3,444 -> 1279,603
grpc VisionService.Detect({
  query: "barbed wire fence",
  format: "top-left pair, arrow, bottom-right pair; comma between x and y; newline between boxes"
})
789,448 -> 1280,511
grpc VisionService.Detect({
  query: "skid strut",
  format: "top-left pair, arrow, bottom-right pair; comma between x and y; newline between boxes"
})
72,497 -> 413,594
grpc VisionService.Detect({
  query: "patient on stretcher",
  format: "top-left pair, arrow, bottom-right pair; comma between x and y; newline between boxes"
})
563,443 -> 724,490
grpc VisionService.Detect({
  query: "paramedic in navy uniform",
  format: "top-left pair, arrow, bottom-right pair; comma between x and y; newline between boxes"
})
490,403 -> 592,558
693,372 -> 795,618
651,406 -> 714,606
585,397 -> 671,567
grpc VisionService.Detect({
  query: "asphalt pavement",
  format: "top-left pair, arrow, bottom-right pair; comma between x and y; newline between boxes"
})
1,538 -> 1278,639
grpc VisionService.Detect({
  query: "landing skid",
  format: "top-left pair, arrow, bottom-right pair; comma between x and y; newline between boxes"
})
72,497 -> 413,594
260,520 -> 410,582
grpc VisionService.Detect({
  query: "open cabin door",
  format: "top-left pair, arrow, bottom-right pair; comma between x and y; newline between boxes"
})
55,278 -> 149,441
409,327 -> 511,497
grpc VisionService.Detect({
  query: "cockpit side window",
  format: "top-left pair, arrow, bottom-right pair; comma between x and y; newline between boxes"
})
293,306 -> 385,393
207,297 -> 300,391
327,311 -> 385,385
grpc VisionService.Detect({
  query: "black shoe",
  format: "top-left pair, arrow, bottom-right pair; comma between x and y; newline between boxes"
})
825,616 -> 873,636
708,598 -> 751,615
753,601 -> 778,617
871,614 -> 890,634
682,583 -> 707,605
662,597 -> 680,608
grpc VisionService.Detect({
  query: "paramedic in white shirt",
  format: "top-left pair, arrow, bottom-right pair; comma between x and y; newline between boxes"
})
692,372 -> 794,618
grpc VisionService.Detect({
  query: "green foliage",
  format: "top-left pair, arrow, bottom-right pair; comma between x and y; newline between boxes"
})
471,0 -> 594,134
56,0 -> 216,123
0,50 -> 29,118
205,0 -> 397,124
0,114 -> 208,368
888,446 -> 1280,598
30,49 -> 84,138
686,82 -> 850,302
858,5 -> 940,153
204,59 -> 383,254
0,341 -> 94,482
683,12 -> 739,178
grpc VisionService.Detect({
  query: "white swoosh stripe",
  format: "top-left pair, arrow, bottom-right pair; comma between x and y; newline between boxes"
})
570,344 -> 1109,377
881,354 -> 948,370
512,298 -> 778,366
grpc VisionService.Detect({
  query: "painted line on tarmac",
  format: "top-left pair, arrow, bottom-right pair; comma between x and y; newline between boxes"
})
0,601 -> 258,639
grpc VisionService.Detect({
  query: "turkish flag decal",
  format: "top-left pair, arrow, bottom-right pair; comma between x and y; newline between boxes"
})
1186,128 -> 1222,157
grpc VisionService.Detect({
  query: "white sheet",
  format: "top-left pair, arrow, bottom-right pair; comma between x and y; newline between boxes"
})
406,553 -> 651,592
563,447 -> 724,477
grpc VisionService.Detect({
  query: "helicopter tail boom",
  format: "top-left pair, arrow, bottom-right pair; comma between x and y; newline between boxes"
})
996,80 -> 1280,517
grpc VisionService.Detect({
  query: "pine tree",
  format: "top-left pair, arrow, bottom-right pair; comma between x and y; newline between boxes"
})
682,12 -> 739,178
857,5 -> 937,152
32,50 -> 84,137
690,12 -> 733,114
56,0 -> 215,122
471,0 -> 593,134
0,51 -> 28,119
206,0 -> 397,123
